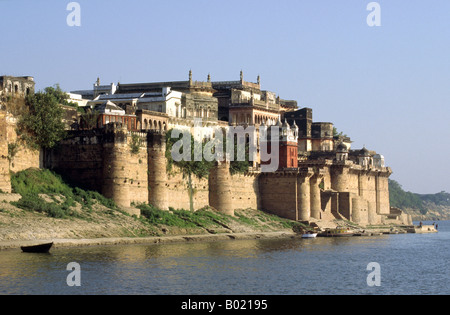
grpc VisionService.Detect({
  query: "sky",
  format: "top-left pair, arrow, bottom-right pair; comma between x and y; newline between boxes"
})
1,0 -> 449,194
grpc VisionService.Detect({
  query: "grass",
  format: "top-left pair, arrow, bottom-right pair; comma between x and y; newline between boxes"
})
137,203 -> 304,234
10,168 -> 118,219
137,204 -> 232,230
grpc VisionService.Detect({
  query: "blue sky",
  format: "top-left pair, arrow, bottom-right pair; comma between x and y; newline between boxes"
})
1,0 -> 449,194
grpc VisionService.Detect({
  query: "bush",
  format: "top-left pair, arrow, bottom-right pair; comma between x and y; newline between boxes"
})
12,193 -> 71,219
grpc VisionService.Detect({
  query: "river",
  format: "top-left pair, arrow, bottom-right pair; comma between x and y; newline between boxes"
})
0,221 -> 448,295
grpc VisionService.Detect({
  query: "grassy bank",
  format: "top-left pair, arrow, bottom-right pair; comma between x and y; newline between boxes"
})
0,168 -> 305,242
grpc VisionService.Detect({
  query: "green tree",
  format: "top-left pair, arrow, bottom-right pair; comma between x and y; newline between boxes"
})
17,88 -> 66,149
79,108 -> 100,129
165,129 -> 214,211
44,84 -> 78,108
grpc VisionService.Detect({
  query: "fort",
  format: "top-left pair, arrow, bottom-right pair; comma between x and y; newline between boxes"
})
0,72 -> 412,227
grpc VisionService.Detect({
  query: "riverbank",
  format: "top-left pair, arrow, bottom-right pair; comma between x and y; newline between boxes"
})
0,191 -> 304,250
1,194 -> 422,251
0,165 -> 422,252
0,231 -> 299,251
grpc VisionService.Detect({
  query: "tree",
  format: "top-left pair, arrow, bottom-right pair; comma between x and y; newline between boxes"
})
44,84 -> 78,108
79,108 -> 100,130
333,127 -> 348,138
17,89 -> 66,150
165,129 -> 214,211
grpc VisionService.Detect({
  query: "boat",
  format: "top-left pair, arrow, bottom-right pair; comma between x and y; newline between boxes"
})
302,232 -> 318,238
21,242 -> 53,253
319,227 -> 354,237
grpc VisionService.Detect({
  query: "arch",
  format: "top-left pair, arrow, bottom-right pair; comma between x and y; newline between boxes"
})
158,121 -> 162,131
144,119 -> 148,130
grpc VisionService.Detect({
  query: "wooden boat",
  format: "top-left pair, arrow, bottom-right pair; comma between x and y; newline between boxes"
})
302,232 -> 318,238
319,227 -> 354,237
21,242 -> 53,253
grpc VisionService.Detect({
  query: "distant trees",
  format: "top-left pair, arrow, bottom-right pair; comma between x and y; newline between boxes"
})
390,179 -> 450,215
389,179 -> 427,215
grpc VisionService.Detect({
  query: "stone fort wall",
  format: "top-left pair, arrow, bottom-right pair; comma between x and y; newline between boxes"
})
44,126 -> 261,216
0,112 -> 11,193
43,126 -> 400,225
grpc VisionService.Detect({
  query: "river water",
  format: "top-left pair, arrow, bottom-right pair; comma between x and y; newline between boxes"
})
0,221 -> 448,295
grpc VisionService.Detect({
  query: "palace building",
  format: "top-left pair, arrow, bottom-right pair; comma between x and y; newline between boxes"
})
0,72 -> 412,227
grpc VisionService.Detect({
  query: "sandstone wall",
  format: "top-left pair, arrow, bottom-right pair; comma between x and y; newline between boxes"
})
166,166 -> 210,211
0,112 -> 11,192
260,174 -> 298,220
43,127 -> 393,226
5,115 -> 41,173
45,133 -> 104,191
377,175 -> 390,215
46,128 -> 149,208
230,173 -> 260,210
